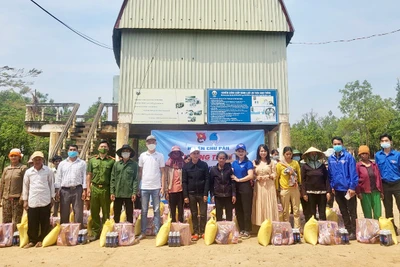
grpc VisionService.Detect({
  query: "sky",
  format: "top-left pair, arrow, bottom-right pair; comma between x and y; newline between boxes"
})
1,0 -> 399,124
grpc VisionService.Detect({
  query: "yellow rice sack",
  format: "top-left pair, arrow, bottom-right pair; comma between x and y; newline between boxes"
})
326,207 -> 339,223
156,218 -> 171,247
304,216 -> 318,245
379,217 -> 398,245
204,216 -> 217,245
134,215 -> 141,236
120,210 -> 127,223
99,219 -> 115,247
42,223 -> 61,247
160,202 -> 165,215
87,215 -> 93,237
69,211 -> 75,223
257,219 -> 272,246
110,201 -> 114,216
20,213 -> 28,225
17,216 -> 29,248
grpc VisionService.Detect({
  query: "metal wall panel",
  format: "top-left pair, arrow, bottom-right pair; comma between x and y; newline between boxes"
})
119,0 -> 290,32
119,30 -> 289,118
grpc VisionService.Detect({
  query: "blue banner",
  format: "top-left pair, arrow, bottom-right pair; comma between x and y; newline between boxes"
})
151,130 -> 265,166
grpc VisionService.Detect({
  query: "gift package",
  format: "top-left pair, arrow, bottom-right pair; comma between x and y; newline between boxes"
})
57,223 -> 80,246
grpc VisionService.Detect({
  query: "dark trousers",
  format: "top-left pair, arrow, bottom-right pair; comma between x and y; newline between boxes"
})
27,204 -> 51,244
60,185 -> 83,227
300,197 -> 310,221
308,194 -> 327,221
169,192 -> 184,223
235,182 -> 253,232
335,191 -> 357,234
382,180 -> 400,232
188,194 -> 207,235
114,198 -> 133,223
52,201 -> 59,217
134,195 -> 141,210
215,196 -> 234,221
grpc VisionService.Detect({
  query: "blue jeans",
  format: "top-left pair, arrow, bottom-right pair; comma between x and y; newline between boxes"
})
141,189 -> 161,235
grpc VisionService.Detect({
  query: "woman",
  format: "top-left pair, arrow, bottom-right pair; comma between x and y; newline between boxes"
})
165,146 -> 185,222
301,147 -> 330,222
276,146 -> 302,228
0,148 -> 28,230
210,151 -> 236,221
252,144 -> 279,225
356,145 -> 383,219
231,143 -> 254,239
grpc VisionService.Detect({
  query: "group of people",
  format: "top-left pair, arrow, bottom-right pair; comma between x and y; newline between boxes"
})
1,132 -> 400,248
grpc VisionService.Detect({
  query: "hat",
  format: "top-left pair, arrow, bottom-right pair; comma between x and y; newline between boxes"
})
358,145 -> 370,156
116,144 -> 136,158
146,135 -> 156,141
51,155 -> 63,162
9,148 -> 22,157
292,149 -> 302,156
30,151 -> 44,160
190,146 -> 200,154
235,143 -> 247,151
302,147 -> 325,160
168,145 -> 184,157
28,157 -> 33,164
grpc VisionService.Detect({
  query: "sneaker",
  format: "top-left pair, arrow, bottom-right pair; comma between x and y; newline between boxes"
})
349,233 -> 356,241
191,234 -> 199,241
241,231 -> 251,239
23,242 -> 35,249
137,234 -> 146,241
239,230 -> 245,237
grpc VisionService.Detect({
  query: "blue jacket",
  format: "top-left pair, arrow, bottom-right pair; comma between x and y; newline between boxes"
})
375,149 -> 400,183
328,149 -> 359,191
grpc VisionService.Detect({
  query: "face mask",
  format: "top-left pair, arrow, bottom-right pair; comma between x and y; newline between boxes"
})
333,145 -> 343,153
293,156 -> 301,161
381,142 -> 391,149
68,151 -> 78,158
272,156 -> 279,160
147,144 -> 156,151
98,148 -> 108,154
121,152 -> 131,159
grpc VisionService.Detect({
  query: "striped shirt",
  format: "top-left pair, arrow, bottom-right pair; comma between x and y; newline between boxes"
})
22,165 -> 55,208
55,158 -> 87,189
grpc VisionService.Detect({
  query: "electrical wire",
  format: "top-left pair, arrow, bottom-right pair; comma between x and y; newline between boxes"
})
30,0 -> 112,50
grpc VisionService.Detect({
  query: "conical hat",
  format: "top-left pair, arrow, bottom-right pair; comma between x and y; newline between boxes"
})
302,147 -> 325,159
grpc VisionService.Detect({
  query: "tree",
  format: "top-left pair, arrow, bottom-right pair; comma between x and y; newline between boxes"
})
83,97 -> 107,122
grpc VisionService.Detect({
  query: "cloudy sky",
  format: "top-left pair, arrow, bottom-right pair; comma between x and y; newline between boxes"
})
1,0 -> 399,123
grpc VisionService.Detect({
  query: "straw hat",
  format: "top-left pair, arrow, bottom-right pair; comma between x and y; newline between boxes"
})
302,147 -> 325,160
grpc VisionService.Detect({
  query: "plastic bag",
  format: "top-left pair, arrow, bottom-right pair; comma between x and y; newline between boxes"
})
258,219 -> 272,246
99,219 -> 115,247
183,209 -> 194,234
42,223 -> 61,247
271,221 -> 293,245
0,223 -> 14,247
120,210 -> 127,223
145,216 -> 155,236
57,223 -> 80,246
318,221 -> 339,245
207,204 -> 215,220
83,210 -> 91,227
155,218 -> 171,247
356,218 -> 379,244
87,215 -> 93,237
326,207 -> 339,223
134,215 -> 141,236
160,202 -> 165,215
204,216 -> 217,245
171,222 -> 191,246
114,223 -> 135,246
17,214 -> 28,248
69,212 -> 75,223
215,221 -> 239,244
304,216 -> 318,245
110,201 -> 114,217
379,217 -> 398,245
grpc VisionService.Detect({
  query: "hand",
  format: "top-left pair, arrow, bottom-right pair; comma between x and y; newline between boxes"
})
303,195 -> 308,202
86,188 -> 91,198
55,190 -> 60,202
137,191 -> 141,198
166,193 -> 169,200
203,196 -> 208,202
51,198 -> 54,207
357,194 -> 362,200
19,198 -> 24,205
348,189 -> 356,198
81,190 -> 86,201
326,193 -> 331,201
184,197 -> 189,204
381,193 -> 384,200
232,196 -> 236,204
160,188 -> 164,197
23,200 -> 29,210
131,195 -> 136,202
331,189 -> 335,195
110,194 -> 116,201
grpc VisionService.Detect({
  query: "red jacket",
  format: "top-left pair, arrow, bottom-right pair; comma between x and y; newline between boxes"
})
355,161 -> 383,194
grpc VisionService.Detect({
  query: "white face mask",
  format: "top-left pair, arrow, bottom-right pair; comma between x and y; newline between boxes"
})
147,144 -> 156,151
121,152 -> 130,159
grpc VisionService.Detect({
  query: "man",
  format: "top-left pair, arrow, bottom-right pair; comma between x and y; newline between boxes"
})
111,144 -> 138,223
328,136 -> 358,240
51,155 -> 62,217
182,146 -> 210,241
55,145 -> 87,227
21,151 -> 55,248
375,133 -> 400,233
137,135 -> 165,239
86,140 -> 115,241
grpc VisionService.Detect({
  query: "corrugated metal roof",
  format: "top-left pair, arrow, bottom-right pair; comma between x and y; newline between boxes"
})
117,0 -> 292,33
118,30 -> 289,118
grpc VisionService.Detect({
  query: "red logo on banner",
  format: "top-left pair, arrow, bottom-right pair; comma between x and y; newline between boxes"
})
196,132 -> 206,143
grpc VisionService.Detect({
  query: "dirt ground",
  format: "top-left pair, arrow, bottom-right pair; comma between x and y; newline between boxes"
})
0,201 -> 399,267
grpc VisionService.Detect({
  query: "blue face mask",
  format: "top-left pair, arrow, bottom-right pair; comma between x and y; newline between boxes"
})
68,151 -> 78,158
293,156 -> 301,161
333,145 -> 343,153
381,142 -> 391,149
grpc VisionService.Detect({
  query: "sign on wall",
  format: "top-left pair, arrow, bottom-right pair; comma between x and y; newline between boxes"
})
207,89 -> 278,124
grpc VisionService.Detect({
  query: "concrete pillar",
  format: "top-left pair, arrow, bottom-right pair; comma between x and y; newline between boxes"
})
131,138 -> 139,161
116,123 -> 130,156
267,131 -> 278,150
278,114 -> 291,152
48,132 -> 60,168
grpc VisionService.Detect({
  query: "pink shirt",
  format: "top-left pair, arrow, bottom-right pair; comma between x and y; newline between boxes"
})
169,169 -> 182,193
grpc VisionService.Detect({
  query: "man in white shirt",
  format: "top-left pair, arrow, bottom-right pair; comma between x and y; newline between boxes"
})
55,145 -> 87,227
137,135 -> 165,240
21,151 -> 55,248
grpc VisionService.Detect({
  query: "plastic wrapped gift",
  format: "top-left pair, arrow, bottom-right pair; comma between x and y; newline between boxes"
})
215,221 -> 240,244
356,218 -> 380,244
171,222 -> 191,246
0,223 -> 14,247
133,209 -> 141,224
207,204 -> 215,220
271,221 -> 294,245
114,223 -> 136,246
145,216 -> 155,236
318,221 -> 339,245
57,223 -> 80,246
50,217 -> 60,228
83,210 -> 91,227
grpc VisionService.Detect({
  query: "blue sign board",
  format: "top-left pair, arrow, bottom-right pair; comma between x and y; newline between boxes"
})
207,89 -> 278,124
